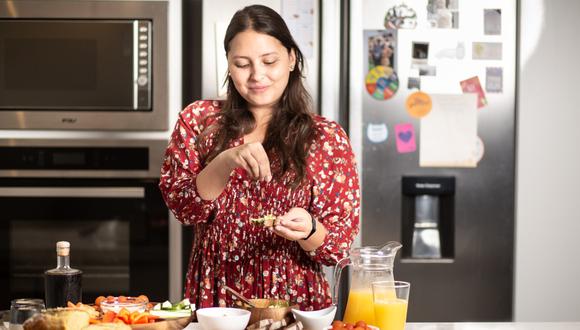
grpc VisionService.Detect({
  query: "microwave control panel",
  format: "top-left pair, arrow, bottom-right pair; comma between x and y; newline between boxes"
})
136,20 -> 152,110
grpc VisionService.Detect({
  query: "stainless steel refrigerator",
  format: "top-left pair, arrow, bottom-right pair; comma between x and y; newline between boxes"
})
348,0 -> 517,321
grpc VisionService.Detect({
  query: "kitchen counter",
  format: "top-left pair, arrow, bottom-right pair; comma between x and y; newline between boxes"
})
185,323 -> 580,330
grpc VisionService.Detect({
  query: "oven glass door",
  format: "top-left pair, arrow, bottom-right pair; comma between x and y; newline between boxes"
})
0,179 -> 168,310
0,19 -> 149,111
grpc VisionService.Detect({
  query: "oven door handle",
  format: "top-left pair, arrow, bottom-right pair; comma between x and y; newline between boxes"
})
0,187 -> 145,198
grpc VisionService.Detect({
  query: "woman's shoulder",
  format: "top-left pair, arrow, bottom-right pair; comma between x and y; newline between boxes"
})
179,100 -> 223,127
311,114 -> 348,140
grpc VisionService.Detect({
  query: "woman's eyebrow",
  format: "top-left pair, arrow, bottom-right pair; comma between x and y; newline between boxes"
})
231,52 -> 279,59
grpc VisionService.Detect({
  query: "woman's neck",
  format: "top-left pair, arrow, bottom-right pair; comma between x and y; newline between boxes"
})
248,105 -> 274,128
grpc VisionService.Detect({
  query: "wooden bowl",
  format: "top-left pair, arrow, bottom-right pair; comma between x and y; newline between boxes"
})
237,299 -> 297,325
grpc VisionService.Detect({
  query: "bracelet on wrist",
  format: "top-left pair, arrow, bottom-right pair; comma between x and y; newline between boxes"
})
302,216 -> 317,240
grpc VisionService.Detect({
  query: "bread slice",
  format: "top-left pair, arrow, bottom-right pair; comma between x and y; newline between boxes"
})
23,309 -> 90,330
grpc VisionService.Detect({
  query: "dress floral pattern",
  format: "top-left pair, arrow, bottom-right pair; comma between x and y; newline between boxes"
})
159,100 -> 360,311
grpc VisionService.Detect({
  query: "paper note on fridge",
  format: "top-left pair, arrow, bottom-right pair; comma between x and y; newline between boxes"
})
420,94 -> 478,168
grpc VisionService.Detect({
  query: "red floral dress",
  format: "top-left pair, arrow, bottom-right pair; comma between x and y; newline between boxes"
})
159,100 -> 360,311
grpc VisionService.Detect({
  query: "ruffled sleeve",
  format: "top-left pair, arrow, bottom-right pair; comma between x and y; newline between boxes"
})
306,120 -> 361,266
159,100 -> 221,225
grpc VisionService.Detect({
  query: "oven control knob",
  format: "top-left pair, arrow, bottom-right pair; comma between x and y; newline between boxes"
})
137,75 -> 148,86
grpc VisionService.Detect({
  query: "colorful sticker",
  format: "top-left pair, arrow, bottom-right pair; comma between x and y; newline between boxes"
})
486,67 -> 503,93
460,76 -> 488,108
367,123 -> 389,143
406,91 -> 432,118
395,123 -> 416,153
365,65 -> 399,100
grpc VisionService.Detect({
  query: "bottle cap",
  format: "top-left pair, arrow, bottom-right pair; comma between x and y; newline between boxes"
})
56,241 -> 70,256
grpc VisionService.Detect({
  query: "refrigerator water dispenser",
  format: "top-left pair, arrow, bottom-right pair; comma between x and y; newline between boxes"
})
401,176 -> 455,259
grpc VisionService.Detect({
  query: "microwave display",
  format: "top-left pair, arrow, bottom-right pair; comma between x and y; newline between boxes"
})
0,20 -> 152,111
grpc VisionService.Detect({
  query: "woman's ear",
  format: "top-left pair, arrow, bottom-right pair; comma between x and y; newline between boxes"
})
289,49 -> 297,71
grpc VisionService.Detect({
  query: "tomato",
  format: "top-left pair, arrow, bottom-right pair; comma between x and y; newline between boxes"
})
95,296 -> 106,306
355,320 -> 368,328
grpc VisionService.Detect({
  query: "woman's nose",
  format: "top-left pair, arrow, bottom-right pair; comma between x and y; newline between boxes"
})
250,65 -> 266,81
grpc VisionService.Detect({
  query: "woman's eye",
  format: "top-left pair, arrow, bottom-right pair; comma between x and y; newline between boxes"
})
235,63 -> 249,68
264,59 -> 278,65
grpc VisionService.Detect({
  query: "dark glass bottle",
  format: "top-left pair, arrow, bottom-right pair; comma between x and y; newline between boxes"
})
44,241 -> 82,308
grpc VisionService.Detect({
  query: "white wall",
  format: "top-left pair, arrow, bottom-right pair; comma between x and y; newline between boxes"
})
515,0 -> 580,321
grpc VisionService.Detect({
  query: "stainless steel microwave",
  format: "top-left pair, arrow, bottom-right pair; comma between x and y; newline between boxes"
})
0,0 -> 168,130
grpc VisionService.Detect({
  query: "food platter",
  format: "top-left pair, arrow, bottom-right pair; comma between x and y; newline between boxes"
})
130,314 -> 195,330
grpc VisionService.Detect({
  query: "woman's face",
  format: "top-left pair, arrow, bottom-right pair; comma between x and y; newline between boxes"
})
227,29 -> 296,113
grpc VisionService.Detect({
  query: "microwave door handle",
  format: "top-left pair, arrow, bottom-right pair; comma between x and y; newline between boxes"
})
0,187 -> 145,198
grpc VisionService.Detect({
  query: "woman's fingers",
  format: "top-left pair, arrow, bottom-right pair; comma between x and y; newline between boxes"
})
237,142 -> 271,181
240,151 -> 261,179
271,208 -> 312,241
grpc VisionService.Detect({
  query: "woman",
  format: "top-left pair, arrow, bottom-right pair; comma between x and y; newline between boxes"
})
159,4 -> 359,311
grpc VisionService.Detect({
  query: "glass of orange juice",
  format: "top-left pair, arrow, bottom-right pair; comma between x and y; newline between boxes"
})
371,281 -> 410,330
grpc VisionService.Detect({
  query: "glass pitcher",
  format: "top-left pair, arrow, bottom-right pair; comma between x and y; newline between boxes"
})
333,241 -> 402,324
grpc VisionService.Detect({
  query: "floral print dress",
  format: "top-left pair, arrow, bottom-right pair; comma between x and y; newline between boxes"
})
159,100 -> 360,311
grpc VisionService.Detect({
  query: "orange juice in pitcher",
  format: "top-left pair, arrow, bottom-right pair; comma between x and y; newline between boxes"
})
333,242 -> 402,324
342,289 -> 375,324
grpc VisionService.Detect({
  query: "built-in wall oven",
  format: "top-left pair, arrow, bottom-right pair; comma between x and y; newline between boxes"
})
0,0 -> 168,130
0,139 -> 171,310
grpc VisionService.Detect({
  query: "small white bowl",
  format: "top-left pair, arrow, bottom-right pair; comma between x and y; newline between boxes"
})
196,307 -> 251,330
292,305 -> 336,330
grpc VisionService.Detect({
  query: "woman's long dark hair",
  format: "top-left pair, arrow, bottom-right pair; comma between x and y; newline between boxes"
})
201,4 -> 315,187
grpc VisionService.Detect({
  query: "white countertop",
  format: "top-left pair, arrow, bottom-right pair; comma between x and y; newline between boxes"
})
186,323 -> 580,330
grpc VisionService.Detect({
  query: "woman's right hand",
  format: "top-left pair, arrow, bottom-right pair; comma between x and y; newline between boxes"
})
219,142 -> 272,182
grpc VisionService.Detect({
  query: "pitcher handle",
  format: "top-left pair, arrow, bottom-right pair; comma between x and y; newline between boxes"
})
332,257 -> 352,306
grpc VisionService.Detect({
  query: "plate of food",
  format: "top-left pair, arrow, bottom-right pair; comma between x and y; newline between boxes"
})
22,296 -> 195,330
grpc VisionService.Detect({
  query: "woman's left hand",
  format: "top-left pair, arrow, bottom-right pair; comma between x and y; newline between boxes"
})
270,207 -> 312,241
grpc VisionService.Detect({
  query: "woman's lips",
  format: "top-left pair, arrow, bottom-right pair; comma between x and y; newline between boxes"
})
248,85 -> 269,93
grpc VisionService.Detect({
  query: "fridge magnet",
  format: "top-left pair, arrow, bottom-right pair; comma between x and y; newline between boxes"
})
412,42 -> 429,65
407,77 -> 421,90
417,65 -> 436,76
435,41 -> 465,60
427,0 -> 459,29
460,76 -> 487,108
367,123 -> 389,144
470,136 -> 485,164
484,9 -> 502,35
366,30 -> 397,70
365,65 -> 399,100
485,67 -> 503,93
472,42 -> 502,60
395,123 -> 416,153
406,91 -> 432,118
384,3 -> 417,29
